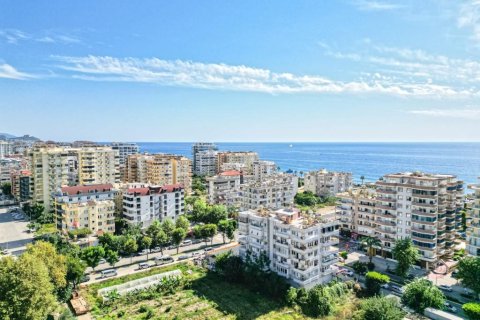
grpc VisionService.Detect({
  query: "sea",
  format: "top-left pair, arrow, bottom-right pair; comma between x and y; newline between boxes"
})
136,142 -> 480,189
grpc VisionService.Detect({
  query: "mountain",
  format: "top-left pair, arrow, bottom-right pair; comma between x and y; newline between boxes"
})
9,135 -> 41,141
0,133 -> 17,139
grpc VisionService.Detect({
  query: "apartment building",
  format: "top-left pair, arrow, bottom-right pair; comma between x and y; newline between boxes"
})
0,158 -> 25,185
240,173 -> 298,210
375,172 -> 464,268
304,169 -> 352,197
124,154 -> 192,193
110,142 -> 139,165
207,170 -> 244,205
10,169 -> 31,202
28,146 -> 120,212
54,184 -> 116,234
192,142 -> 217,175
122,183 -> 185,228
238,207 -> 340,288
337,187 -> 377,238
216,151 -> 259,174
467,182 -> 480,256
253,160 -> 277,182
194,149 -> 218,176
0,140 -> 13,158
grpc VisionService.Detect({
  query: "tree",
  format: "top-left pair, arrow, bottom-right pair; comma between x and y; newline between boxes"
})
24,241 -> 67,289
402,278 -> 445,313
360,176 -> 365,185
294,191 -> 319,207
215,251 -> 244,282
1,182 -> 11,196
208,205 -> 228,224
66,255 -> 87,288
175,215 -> 190,232
218,219 -> 236,243
362,236 -> 381,263
98,232 -> 120,252
171,228 -> 187,254
202,224 -> 218,245
365,271 -> 389,296
191,198 -> 208,222
356,296 -> 405,320
122,237 -> 138,263
104,249 -> 119,267
0,255 -> 57,320
140,236 -> 153,259
352,261 -> 368,275
392,237 -> 419,277
463,302 -> 480,320
81,246 -> 105,270
458,256 -> 480,296
161,219 -> 175,241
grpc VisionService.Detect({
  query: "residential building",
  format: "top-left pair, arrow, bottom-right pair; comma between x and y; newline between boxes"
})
194,149 -> 218,176
304,169 -> 352,196
467,181 -> 480,256
122,183 -> 185,228
375,172 -> 464,268
207,170 -> 244,205
337,187 -> 377,238
238,207 -> 340,288
28,146 -> 120,212
240,173 -> 298,210
125,154 -> 192,193
0,140 -> 13,158
10,169 -> 31,202
0,158 -> 26,185
111,142 -> 139,166
216,151 -> 259,174
54,184 -> 116,234
253,160 -> 277,182
192,142 -> 217,175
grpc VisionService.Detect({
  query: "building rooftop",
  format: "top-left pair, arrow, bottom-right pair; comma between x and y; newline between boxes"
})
61,184 -> 114,195
220,170 -> 242,176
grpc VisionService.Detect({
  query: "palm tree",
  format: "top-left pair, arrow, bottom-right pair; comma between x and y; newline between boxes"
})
362,236 -> 381,263
360,175 -> 365,185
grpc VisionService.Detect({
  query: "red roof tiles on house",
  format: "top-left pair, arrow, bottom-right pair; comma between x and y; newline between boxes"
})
220,170 -> 242,176
126,187 -> 150,196
61,184 -> 114,196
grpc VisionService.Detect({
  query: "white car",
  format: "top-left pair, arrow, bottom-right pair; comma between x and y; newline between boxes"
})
439,285 -> 452,292
444,302 -> 457,313
151,247 -> 162,253
381,283 -> 390,289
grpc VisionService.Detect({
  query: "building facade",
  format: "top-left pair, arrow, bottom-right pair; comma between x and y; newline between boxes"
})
122,183 -> 185,228
194,149 -> 218,176
467,182 -> 480,256
216,151 -> 259,175
10,169 -> 31,202
192,142 -> 217,175
207,170 -> 244,205
304,169 -> 353,197
337,187 -> 377,238
238,207 -> 340,288
54,184 -> 117,234
253,160 -> 277,182
110,142 -> 139,165
0,140 -> 13,158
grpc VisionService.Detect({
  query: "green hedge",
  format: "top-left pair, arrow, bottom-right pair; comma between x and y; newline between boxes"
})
464,303 -> 480,320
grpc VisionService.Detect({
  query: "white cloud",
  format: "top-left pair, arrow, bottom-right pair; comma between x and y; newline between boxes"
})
0,29 -> 81,45
409,108 -> 480,119
458,0 -> 480,42
0,63 -> 33,80
351,0 -> 404,11
0,29 -> 28,44
52,55 -> 471,97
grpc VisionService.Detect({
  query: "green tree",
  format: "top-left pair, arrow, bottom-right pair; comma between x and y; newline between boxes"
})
98,232 -> 120,252
365,271 -> 389,296
1,182 -> 11,196
294,191 -> 318,207
402,278 -> 445,313
463,302 -> 480,320
175,215 -> 190,232
218,219 -> 235,243
392,237 -> 419,277
24,241 -> 67,289
122,237 -> 138,263
457,256 -> 480,296
362,236 -> 381,263
104,249 -> 119,267
285,287 -> 298,307
226,221 -> 236,242
66,255 -> 87,288
171,228 -> 187,254
191,198 -> 208,222
161,219 -> 175,240
202,223 -> 218,245
461,210 -> 467,232
140,236 -> 153,259
0,255 -> 57,320
81,246 -> 105,271
207,205 -> 228,224
356,296 -> 405,320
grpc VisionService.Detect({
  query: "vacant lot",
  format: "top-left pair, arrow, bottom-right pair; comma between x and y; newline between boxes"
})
81,263 -> 359,320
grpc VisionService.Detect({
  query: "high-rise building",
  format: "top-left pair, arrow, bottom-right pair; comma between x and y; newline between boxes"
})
216,151 -> 259,175
122,183 -> 185,228
194,149 -> 218,176
253,160 -> 277,182
111,142 -> 139,166
207,170 -> 244,205
192,142 -> 217,175
337,187 -> 377,237
10,169 -> 31,202
54,184 -> 116,234
0,140 -> 13,158
238,207 -> 340,288
28,146 -> 119,212
304,169 -> 352,197
467,181 -> 480,256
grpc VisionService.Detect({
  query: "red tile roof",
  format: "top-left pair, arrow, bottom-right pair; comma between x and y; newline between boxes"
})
220,170 -> 242,176
126,184 -> 184,196
160,184 -> 184,193
61,184 -> 114,196
126,187 -> 150,196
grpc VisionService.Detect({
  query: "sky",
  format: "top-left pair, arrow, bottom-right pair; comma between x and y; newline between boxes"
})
2,0 -> 480,142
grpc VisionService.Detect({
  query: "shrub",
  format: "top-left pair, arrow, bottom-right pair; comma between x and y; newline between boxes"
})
365,271 -> 389,296
285,287 -> 297,306
355,296 -> 406,320
463,303 -> 480,320
367,262 -> 375,271
401,278 -> 445,313
340,251 -> 348,260
352,261 -> 368,274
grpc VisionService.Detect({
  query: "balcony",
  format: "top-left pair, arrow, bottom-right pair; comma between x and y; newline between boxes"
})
376,219 -> 396,227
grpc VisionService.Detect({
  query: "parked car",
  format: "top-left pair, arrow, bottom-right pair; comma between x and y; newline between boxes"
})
191,252 -> 201,257
439,285 -> 452,292
151,246 -> 162,253
452,269 -> 459,278
177,255 -> 190,261
390,285 -> 404,295
154,256 -> 174,265
181,239 -> 192,246
444,302 -> 457,313
100,269 -> 117,278
1,249 -> 8,255
137,249 -> 150,256
80,275 -> 90,283
98,258 -> 107,264
138,262 -> 150,269
204,247 -> 214,252
381,283 -> 390,289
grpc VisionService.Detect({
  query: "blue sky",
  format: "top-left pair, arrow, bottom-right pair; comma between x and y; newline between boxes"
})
1,0 -> 480,142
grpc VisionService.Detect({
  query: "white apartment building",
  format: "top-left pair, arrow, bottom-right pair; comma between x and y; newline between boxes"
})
216,151 -> 259,174
28,146 -> 120,212
253,160 -> 277,182
122,183 -> 185,228
111,142 -> 139,165
192,142 -> 217,175
54,184 -> 117,234
0,158 -> 25,185
467,182 -> 480,256
238,207 -> 340,288
304,169 -> 352,197
240,173 -> 298,210
0,141 -> 13,158
207,170 -> 244,206
194,149 -> 218,176
337,187 -> 377,238
375,172 -> 464,268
